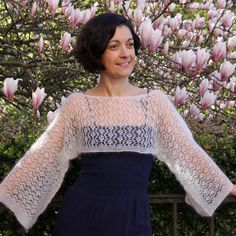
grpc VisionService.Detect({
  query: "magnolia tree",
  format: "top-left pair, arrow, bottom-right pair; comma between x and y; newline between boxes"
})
0,0 -> 236,122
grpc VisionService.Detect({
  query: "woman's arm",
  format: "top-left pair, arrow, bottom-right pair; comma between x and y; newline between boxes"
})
0,93 -> 80,230
151,90 -> 234,217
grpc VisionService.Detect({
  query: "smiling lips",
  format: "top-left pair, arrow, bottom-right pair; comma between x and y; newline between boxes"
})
116,62 -> 131,68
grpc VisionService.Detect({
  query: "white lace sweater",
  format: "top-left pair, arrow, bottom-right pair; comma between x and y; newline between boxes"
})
0,90 -> 233,230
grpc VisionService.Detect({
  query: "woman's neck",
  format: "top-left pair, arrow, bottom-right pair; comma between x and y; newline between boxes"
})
94,78 -> 133,97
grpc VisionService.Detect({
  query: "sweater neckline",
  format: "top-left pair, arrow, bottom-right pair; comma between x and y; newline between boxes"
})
80,90 -> 155,99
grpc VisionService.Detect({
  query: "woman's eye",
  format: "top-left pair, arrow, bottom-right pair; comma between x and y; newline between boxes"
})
128,43 -> 134,48
109,44 -> 118,49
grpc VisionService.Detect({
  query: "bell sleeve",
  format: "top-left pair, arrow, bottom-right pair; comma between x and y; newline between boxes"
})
0,93 -> 80,230
152,90 -> 233,217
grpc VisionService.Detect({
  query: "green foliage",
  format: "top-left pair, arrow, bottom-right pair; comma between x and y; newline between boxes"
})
0,105 -> 43,178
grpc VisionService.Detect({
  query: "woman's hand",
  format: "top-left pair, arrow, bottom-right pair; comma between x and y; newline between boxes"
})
230,185 -> 236,196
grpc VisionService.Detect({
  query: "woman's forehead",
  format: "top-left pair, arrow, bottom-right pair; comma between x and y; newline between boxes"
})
109,25 -> 133,41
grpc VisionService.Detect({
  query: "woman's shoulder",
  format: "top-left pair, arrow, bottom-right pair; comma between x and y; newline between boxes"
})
147,89 -> 174,106
68,91 -> 84,98
148,88 -> 166,97
59,91 -> 87,109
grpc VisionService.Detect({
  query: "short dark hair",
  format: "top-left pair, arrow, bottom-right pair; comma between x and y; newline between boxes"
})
73,13 -> 140,73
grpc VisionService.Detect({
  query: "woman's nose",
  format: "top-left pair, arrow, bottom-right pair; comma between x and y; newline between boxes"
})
119,45 -> 130,57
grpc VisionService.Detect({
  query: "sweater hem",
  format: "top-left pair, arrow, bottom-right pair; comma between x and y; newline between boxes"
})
185,180 -> 234,217
0,194 -> 35,230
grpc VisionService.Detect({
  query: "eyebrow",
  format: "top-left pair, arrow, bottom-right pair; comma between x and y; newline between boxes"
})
109,38 -> 134,43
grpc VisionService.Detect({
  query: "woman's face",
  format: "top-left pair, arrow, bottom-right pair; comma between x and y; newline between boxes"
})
101,25 -> 136,80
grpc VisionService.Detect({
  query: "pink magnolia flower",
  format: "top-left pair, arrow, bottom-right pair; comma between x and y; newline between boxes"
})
32,87 -> 47,112
210,71 -> 222,91
212,41 -> 226,62
204,2 -> 214,10
192,15 -> 205,29
62,0 -> 73,17
188,2 -> 199,11
64,5 -> 73,17
227,35 -> 236,51
208,9 -> 218,19
227,77 -> 236,93
81,9 -> 92,25
177,29 -> 187,39
220,61 -> 236,81
193,33 -> 204,45
47,0 -> 59,15
133,7 -> 143,27
169,17 -> 180,31
216,0 -> 226,9
139,19 -> 153,48
182,20 -> 192,31
62,0 -> 70,12
190,104 -> 203,121
199,79 -> 209,96
174,86 -> 188,107
221,10 -> 234,28
137,0 -> 146,11
182,40 -> 190,48
186,31 -> 193,40
172,51 -> 182,70
70,8 -> 83,28
208,21 -> 215,32
176,13 -> 182,21
153,16 -> 165,31
196,48 -> 210,71
31,2 -> 38,17
201,91 -> 217,109
38,36 -> 44,53
60,32 -> 71,51
214,28 -> 224,37
182,109 -> 189,119
149,29 -> 163,52
47,110 -> 59,124
35,110 -> 41,118
2,77 -> 21,101
190,104 -> 198,116
218,100 -> 226,109
162,26 -> 172,38
181,50 -> 196,73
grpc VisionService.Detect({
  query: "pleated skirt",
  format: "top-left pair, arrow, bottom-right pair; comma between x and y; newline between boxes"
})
53,152 -> 153,236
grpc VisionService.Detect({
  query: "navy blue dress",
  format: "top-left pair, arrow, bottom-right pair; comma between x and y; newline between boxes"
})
53,152 -> 153,236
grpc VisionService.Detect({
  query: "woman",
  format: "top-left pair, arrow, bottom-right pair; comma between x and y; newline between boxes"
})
0,13 -> 235,236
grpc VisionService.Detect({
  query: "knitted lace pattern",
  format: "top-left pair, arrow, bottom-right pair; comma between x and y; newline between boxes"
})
0,90 -> 233,230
